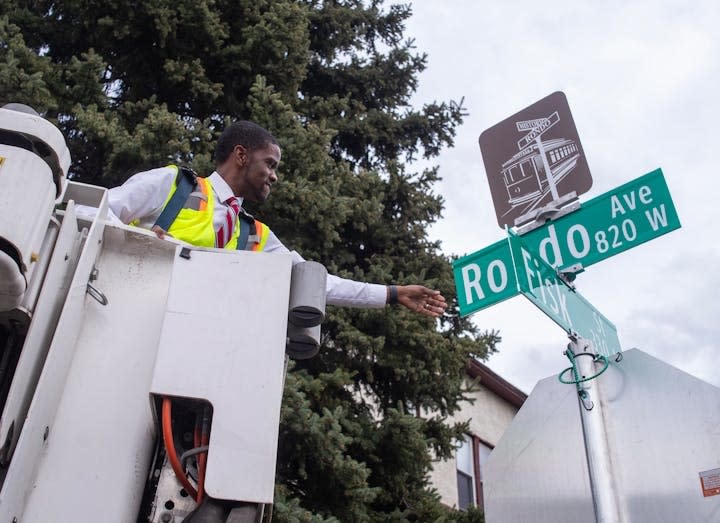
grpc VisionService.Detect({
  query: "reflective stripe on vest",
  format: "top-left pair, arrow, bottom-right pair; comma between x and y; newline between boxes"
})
250,221 -> 270,251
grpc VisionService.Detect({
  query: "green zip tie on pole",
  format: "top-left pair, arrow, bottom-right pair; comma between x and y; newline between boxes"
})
558,351 -> 609,386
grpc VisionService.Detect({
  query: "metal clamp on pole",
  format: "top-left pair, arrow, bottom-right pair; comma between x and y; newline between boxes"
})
556,263 -> 584,290
514,191 -> 580,235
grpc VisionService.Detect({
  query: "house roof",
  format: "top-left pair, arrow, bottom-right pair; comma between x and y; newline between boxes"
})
467,359 -> 527,409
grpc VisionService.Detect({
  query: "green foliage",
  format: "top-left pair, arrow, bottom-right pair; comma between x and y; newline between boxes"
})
0,15 -> 56,112
1,1 -> 498,520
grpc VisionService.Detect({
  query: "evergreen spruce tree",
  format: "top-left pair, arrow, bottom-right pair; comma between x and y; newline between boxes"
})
1,2 -> 498,521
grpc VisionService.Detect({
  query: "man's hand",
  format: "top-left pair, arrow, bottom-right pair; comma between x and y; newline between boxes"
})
151,224 -> 169,239
396,285 -> 447,318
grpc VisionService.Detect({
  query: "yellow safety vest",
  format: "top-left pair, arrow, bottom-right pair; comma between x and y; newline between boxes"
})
160,165 -> 270,251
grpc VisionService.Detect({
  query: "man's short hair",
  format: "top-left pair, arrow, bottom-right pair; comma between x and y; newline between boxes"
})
215,121 -> 279,163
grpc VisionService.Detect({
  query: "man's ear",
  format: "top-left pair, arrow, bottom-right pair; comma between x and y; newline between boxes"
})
234,145 -> 248,167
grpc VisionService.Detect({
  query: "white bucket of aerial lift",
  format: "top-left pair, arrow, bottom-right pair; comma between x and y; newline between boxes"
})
0,104 -> 70,312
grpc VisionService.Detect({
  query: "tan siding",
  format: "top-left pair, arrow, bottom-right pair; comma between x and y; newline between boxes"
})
428,376 -> 522,508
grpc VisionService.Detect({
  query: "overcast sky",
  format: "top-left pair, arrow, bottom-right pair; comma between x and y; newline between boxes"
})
405,0 -> 720,393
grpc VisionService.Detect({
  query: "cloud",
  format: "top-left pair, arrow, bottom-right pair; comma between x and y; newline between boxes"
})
621,253 -> 720,386
407,0 -> 720,393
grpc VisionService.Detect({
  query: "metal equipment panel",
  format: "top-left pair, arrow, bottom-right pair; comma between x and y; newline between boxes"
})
0,188 -> 108,522
0,201 -> 84,463
18,226 -> 177,523
151,248 -> 293,503
485,349 -> 720,522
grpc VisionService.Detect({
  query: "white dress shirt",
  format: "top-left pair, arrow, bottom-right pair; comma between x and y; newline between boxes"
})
105,167 -> 387,308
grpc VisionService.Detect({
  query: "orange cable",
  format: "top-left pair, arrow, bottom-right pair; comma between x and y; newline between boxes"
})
196,447 -> 207,502
194,420 -> 201,449
161,397 -> 198,500
196,408 -> 210,503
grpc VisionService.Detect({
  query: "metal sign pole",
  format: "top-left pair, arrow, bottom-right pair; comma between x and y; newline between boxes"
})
567,336 -> 622,522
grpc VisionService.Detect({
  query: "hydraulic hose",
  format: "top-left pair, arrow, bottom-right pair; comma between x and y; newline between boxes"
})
161,397 -> 198,500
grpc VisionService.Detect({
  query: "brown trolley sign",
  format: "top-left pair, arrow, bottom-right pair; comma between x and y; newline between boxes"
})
479,91 -> 593,228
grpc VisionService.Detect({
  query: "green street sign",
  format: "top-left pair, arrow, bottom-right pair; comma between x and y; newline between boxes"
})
452,238 -> 516,312
507,229 -> 622,357
520,167 -> 681,269
453,168 -> 680,317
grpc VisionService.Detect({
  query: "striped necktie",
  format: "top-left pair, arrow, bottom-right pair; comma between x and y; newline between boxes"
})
216,197 -> 240,248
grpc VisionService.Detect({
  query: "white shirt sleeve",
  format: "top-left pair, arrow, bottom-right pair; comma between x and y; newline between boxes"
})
263,230 -> 387,308
107,167 -> 177,226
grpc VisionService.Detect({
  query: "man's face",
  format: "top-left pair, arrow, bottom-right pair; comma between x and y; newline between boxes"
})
240,143 -> 281,203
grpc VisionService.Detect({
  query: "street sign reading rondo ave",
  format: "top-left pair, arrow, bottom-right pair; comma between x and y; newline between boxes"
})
452,168 -> 681,317
479,92 -> 593,228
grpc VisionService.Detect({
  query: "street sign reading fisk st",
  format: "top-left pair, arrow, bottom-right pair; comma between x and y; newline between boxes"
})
453,168 -> 680,317
507,229 -> 622,357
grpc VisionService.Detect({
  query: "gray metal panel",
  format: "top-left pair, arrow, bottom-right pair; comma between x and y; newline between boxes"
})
150,248 -> 293,503
0,192 -> 109,522
17,226 -> 177,523
600,349 -> 720,522
0,204 -> 82,462
484,367 -> 595,522
485,349 -> 720,522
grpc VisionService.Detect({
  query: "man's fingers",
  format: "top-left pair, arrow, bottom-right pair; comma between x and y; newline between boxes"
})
397,285 -> 446,317
419,302 -> 443,317
151,225 -> 167,239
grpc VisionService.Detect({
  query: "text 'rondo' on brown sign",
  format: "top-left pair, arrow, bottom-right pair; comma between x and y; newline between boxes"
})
478,91 -> 593,228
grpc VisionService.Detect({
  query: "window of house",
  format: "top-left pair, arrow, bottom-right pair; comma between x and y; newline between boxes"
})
456,434 -> 475,510
456,434 -> 494,511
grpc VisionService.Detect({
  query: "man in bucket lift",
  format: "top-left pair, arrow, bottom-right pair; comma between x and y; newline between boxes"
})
99,120 -> 447,521
106,120 -> 447,317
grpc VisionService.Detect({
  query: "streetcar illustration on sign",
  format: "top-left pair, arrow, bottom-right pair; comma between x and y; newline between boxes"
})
479,92 -> 593,228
